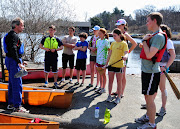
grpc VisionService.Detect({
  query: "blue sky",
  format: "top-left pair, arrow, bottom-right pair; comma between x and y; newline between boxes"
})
66,0 -> 180,21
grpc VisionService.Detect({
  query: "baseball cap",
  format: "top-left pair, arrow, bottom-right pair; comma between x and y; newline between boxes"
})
92,25 -> 100,30
115,19 -> 126,26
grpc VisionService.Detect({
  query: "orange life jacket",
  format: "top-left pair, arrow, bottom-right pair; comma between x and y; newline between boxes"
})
140,32 -> 167,64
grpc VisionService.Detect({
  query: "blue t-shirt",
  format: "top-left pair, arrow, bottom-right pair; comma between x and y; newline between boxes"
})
76,41 -> 88,59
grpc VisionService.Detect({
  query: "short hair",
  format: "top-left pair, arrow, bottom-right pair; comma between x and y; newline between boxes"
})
69,26 -> 75,31
49,25 -> 56,30
12,17 -> 24,29
160,24 -> 172,39
79,32 -> 88,39
113,28 -> 126,41
148,12 -> 163,26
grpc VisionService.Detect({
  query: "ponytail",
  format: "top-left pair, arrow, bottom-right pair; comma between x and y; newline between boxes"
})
105,32 -> 109,39
99,28 -> 109,39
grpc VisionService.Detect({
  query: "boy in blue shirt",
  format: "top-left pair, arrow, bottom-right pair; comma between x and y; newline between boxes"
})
74,32 -> 88,86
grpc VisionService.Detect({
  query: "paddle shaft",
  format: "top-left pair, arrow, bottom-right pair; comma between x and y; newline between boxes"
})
107,58 -> 123,68
164,72 -> 180,100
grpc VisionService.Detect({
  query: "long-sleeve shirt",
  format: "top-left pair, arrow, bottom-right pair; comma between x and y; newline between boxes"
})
5,30 -> 22,63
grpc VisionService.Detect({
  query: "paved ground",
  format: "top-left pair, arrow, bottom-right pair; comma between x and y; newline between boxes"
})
0,74 -> 180,129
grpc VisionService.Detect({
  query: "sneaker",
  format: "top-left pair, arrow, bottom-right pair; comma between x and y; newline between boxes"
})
54,82 -> 60,89
59,79 -> 65,85
137,123 -> 156,129
156,107 -> 166,116
95,87 -> 101,92
135,114 -> 149,124
13,106 -> 29,113
114,97 -> 121,104
94,85 -> 99,90
7,104 -> 14,110
69,78 -> 73,84
43,81 -> 48,87
80,83 -> 84,87
99,88 -> 106,94
74,82 -> 79,86
106,95 -> 112,102
86,84 -> 93,88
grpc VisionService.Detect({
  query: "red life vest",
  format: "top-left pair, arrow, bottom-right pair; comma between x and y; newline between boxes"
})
140,32 -> 167,63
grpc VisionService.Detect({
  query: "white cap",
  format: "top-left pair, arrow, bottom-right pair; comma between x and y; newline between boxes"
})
92,25 -> 100,30
115,19 -> 126,26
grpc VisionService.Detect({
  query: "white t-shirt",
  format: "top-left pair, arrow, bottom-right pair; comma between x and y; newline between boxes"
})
96,39 -> 110,65
159,39 -> 175,66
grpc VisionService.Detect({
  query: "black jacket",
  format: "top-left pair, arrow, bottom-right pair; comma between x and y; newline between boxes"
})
5,30 -> 22,63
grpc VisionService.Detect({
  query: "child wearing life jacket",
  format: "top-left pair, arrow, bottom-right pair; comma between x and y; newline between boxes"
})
105,28 -> 128,104
95,28 -> 110,94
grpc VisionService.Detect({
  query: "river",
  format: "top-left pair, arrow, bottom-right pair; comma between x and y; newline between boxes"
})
1,34 -> 180,74
35,37 -> 180,75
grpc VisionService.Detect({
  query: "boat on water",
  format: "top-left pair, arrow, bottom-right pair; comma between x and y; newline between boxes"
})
0,113 -> 59,129
0,64 -> 91,80
0,83 -> 74,109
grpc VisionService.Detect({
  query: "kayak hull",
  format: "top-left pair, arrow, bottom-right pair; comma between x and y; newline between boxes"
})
0,83 -> 73,109
0,64 -> 91,80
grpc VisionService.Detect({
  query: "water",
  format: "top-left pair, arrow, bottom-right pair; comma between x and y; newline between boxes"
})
1,34 -> 180,74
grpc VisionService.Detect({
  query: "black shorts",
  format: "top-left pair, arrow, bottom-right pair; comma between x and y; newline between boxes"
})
75,59 -> 86,70
108,66 -> 123,73
62,53 -> 74,69
44,55 -> 58,73
90,55 -> 96,62
141,71 -> 160,95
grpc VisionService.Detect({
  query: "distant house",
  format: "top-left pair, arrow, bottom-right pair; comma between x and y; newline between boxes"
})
72,22 -> 91,34
58,21 -> 91,35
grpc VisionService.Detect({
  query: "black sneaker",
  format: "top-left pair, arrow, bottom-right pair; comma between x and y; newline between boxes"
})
74,82 -> 79,86
86,84 -> 93,88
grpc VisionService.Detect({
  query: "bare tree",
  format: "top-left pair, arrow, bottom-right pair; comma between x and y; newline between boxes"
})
0,0 -> 75,62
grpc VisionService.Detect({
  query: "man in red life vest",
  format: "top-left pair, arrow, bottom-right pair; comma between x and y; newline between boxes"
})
135,12 -> 167,129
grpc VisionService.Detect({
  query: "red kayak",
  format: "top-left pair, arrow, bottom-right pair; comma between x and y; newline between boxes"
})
0,64 -> 91,80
